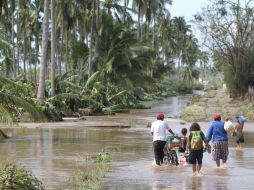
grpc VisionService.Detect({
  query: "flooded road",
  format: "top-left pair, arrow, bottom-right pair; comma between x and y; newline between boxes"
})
0,96 -> 254,189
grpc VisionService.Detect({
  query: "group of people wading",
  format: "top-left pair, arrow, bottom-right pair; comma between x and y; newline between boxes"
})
150,113 -> 245,175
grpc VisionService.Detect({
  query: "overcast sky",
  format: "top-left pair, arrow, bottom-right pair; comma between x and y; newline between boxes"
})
169,0 -> 211,45
169,0 -> 210,22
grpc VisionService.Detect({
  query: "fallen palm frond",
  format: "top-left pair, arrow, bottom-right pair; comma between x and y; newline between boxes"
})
85,71 -> 100,89
0,92 -> 44,124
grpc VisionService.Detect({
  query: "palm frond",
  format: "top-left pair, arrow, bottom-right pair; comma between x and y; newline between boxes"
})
0,92 -> 44,121
85,71 -> 100,89
57,80 -> 84,92
107,90 -> 127,102
0,77 -> 18,88
0,105 -> 15,125
0,77 -> 30,96
50,93 -> 80,101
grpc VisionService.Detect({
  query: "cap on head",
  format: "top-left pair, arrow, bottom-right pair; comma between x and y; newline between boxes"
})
157,113 -> 165,120
214,114 -> 221,120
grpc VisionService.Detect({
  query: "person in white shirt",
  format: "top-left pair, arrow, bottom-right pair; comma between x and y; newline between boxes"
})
151,113 -> 175,166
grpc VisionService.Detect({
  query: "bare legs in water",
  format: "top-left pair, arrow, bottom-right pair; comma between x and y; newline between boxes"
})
216,159 -> 227,168
192,164 -> 202,175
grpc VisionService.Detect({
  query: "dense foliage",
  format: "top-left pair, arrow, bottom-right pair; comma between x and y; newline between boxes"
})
0,0 -> 208,122
195,0 -> 254,97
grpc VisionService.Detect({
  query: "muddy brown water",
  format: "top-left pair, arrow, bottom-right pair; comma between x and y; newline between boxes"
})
0,96 -> 254,190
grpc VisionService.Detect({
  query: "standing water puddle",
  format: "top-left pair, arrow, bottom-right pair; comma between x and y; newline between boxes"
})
0,96 -> 254,189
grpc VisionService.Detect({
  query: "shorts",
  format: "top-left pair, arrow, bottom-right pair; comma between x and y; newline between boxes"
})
236,133 -> 244,144
188,149 -> 203,165
212,141 -> 229,162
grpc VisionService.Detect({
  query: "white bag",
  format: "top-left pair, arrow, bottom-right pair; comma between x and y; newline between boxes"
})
224,120 -> 234,134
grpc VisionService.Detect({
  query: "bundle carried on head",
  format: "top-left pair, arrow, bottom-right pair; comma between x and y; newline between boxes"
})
236,115 -> 246,125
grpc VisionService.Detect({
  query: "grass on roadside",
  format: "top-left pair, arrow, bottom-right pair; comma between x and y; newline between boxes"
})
180,104 -> 207,122
64,151 -> 112,190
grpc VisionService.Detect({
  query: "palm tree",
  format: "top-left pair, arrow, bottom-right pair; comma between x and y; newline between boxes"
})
95,13 -> 153,88
199,51 -> 209,82
51,0 -> 56,96
148,0 -> 172,44
56,0 -> 79,75
123,0 -> 130,22
30,0 -> 42,84
172,16 -> 191,78
132,0 -> 147,40
0,0 -> 16,78
10,0 -> 16,78
0,24 -> 10,49
0,23 -> 11,78
19,1 -> 32,81
88,0 -> 96,78
181,34 -> 199,83
37,0 -> 50,101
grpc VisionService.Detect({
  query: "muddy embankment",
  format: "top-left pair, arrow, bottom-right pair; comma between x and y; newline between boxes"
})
180,88 -> 254,122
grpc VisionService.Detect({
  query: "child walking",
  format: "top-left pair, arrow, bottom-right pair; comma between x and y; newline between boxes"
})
179,128 -> 189,165
235,116 -> 246,149
185,122 -> 210,176
179,128 -> 188,153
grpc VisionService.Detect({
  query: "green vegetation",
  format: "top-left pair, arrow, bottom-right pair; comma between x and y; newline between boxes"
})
95,151 -> 112,163
195,0 -> 254,98
193,83 -> 205,91
1,0 -> 253,122
0,77 -> 44,125
241,102 -> 254,120
0,163 -> 45,190
65,164 -> 110,190
0,152 -> 112,190
0,0 -> 209,123
180,96 -> 207,122
64,151 -> 111,190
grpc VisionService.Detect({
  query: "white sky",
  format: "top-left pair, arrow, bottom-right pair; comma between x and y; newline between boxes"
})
169,0 -> 210,22
168,0 -> 211,47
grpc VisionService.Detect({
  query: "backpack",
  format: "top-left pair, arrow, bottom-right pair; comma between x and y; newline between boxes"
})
190,131 -> 203,150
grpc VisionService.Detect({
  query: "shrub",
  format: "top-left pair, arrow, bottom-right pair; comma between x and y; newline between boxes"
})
180,104 -> 207,122
176,81 -> 193,94
193,83 -> 205,90
95,152 -> 112,163
0,163 -> 45,190
65,164 -> 110,190
64,151 -> 111,190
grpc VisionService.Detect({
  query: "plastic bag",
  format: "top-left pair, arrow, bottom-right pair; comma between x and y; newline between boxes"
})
224,120 -> 234,133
